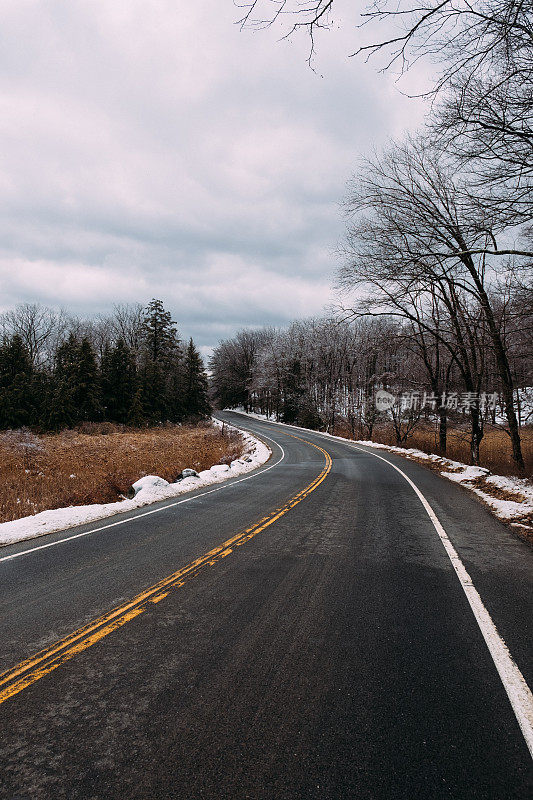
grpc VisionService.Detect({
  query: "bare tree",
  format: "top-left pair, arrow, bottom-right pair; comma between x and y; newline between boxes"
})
238,0 -> 533,221
237,1 -> 335,62
238,0 -> 532,83
210,328 -> 271,410
339,135 -> 527,469
112,303 -> 145,358
0,303 -> 68,368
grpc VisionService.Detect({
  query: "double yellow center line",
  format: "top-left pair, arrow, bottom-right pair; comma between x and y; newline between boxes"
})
0,434 -> 332,706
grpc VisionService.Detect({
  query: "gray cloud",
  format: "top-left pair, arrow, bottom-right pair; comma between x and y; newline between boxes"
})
0,0 -> 425,351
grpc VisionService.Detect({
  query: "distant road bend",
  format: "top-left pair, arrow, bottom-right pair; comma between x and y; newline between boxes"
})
0,410 -> 532,799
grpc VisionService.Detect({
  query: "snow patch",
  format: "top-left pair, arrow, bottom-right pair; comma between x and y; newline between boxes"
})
210,464 -> 230,474
130,475 -> 170,496
441,465 -> 490,481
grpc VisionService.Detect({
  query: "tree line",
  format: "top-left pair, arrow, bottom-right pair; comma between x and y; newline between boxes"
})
233,0 -> 532,472
0,299 -> 210,430
210,310 -> 531,466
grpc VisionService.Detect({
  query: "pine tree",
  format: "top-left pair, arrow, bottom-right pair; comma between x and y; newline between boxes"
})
142,299 -> 180,363
140,299 -> 183,422
0,335 -> 36,428
0,335 -> 32,384
127,387 -> 145,427
101,338 -> 136,423
281,358 -> 303,424
75,338 -> 102,421
0,303 -> 211,432
55,334 -> 79,379
49,334 -> 78,428
53,335 -> 102,425
46,378 -> 76,430
183,338 -> 211,420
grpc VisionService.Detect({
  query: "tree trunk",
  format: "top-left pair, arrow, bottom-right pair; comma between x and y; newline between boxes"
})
464,260 -> 525,472
469,407 -> 483,465
438,408 -> 447,455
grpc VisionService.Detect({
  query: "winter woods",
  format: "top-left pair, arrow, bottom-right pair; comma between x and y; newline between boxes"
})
210,308 -> 531,470
0,299 -> 210,430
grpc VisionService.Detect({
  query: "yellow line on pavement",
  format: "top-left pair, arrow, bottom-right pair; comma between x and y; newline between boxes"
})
0,433 -> 331,706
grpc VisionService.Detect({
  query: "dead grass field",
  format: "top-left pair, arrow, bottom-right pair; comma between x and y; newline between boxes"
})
333,420 -> 533,477
0,423 -> 245,524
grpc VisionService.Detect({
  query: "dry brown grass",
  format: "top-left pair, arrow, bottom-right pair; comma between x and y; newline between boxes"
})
0,423 -> 245,524
332,419 -> 533,477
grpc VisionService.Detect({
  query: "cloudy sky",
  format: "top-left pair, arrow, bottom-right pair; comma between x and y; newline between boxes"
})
0,0 -> 425,356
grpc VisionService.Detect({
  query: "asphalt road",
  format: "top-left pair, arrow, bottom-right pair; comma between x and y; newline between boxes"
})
0,411 -> 532,799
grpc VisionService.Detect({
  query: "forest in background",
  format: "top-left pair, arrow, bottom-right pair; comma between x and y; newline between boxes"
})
209,312 -> 532,475
0,299 -> 210,431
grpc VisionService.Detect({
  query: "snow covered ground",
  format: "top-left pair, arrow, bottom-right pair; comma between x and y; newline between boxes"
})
0,420 -> 271,548
236,410 -> 533,535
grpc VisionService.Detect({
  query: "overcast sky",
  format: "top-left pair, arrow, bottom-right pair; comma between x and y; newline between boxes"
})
0,0 -> 425,357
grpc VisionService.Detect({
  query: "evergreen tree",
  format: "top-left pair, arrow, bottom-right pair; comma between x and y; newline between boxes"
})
0,334 -> 32,384
0,301 -> 209,432
142,299 -> 180,363
48,334 -> 78,428
183,338 -> 211,420
75,338 -> 102,421
140,299 -> 183,422
101,338 -> 136,423
281,358 -> 304,424
46,378 -> 76,430
53,335 -> 102,425
55,333 -> 79,378
0,335 -> 36,428
127,387 -> 145,427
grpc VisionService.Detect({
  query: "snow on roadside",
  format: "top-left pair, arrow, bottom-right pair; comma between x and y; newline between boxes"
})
0,421 -> 271,549
442,470 -> 533,523
234,410 -> 533,534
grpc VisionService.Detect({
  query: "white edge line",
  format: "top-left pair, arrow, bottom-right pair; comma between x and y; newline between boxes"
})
233,413 -> 533,759
350,445 -> 533,760
0,428 -> 285,565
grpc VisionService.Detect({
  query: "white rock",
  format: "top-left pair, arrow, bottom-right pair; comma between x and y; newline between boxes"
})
181,468 -> 199,478
130,475 -> 170,496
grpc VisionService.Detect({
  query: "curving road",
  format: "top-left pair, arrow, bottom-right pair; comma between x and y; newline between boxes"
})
0,410 -> 532,799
